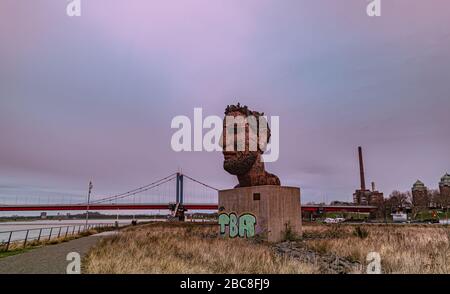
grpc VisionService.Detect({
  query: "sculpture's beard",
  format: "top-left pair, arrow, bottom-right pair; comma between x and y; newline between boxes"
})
223,153 -> 257,176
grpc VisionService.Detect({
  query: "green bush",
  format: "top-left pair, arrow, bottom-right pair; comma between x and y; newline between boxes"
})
283,222 -> 297,241
353,226 -> 369,239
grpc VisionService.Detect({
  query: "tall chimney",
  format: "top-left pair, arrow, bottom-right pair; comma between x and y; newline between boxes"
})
372,181 -> 375,192
358,146 -> 366,191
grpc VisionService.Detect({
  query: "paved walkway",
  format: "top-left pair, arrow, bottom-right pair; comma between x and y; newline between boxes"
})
0,232 -> 117,274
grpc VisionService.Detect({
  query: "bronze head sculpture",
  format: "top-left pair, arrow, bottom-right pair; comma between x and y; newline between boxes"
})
220,103 -> 280,188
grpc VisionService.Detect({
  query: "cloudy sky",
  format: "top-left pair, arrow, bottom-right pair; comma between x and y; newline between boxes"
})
1,0 -> 449,207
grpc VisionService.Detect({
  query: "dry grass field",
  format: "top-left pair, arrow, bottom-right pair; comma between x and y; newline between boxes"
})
302,223 -> 450,274
83,222 -> 450,274
83,222 -> 318,274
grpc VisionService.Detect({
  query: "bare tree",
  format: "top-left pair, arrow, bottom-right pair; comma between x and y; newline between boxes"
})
428,189 -> 440,208
388,190 -> 410,210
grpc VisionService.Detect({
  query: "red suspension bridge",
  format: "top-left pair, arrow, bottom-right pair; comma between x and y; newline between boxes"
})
0,172 -> 376,215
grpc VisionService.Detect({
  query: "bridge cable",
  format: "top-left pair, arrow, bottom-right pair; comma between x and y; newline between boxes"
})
92,176 -> 176,204
81,172 -> 177,204
182,174 -> 219,191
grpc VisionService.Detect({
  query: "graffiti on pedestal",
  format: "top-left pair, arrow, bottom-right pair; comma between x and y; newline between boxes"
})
219,212 -> 257,238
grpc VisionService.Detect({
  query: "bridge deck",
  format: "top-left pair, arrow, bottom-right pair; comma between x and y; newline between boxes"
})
0,203 -> 376,213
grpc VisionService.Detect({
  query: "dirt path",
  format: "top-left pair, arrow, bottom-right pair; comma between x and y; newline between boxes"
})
0,232 -> 115,274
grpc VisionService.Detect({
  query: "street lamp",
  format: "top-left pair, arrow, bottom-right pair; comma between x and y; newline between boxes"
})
85,181 -> 93,227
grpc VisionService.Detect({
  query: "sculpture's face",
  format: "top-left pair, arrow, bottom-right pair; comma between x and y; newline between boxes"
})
219,110 -> 259,176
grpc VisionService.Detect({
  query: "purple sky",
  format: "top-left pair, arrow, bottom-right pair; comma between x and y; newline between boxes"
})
1,0 -> 450,206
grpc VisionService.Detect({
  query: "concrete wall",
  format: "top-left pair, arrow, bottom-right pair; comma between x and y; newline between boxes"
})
219,185 -> 301,242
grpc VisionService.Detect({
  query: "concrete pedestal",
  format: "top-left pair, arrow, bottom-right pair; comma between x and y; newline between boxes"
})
218,185 -> 302,242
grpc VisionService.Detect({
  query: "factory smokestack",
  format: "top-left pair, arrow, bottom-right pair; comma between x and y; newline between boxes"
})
372,182 -> 375,192
358,146 -> 366,191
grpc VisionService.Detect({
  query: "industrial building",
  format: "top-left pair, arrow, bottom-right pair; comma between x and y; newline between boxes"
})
352,146 -> 384,206
412,180 -> 428,208
410,173 -> 450,209
439,173 -> 450,200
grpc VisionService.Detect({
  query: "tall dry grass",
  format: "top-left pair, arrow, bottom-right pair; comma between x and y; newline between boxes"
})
84,223 -> 319,274
302,224 -> 450,274
84,222 -> 450,274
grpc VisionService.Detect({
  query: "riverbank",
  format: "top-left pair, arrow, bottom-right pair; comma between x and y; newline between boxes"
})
0,225 -> 113,258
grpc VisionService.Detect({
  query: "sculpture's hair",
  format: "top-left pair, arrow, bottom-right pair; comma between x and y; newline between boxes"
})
225,102 -> 265,118
224,103 -> 271,146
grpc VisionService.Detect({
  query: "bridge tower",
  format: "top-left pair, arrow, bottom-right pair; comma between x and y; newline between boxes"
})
174,172 -> 186,221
